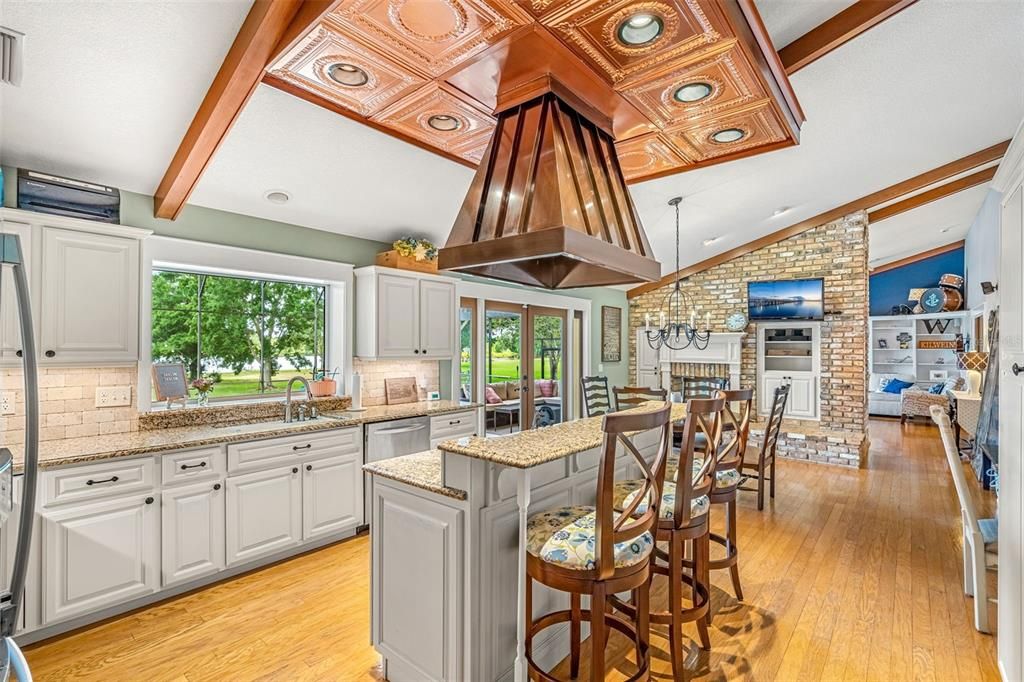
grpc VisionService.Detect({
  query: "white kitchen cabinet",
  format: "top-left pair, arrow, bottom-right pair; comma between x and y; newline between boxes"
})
42,492 -> 160,624
40,227 -> 140,364
225,464 -> 302,566
756,322 -> 821,420
0,220 -> 34,363
302,452 -> 362,540
760,374 -> 817,419
355,267 -> 456,359
162,480 -> 226,587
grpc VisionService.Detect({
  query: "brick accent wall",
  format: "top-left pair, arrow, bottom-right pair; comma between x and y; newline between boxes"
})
629,211 -> 870,464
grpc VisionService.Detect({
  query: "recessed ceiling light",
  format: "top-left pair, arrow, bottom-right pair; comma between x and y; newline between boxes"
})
427,114 -> 461,132
772,206 -> 791,217
616,12 -> 664,46
672,82 -> 713,103
264,189 -> 291,205
702,236 -> 721,246
327,62 -> 369,87
711,128 -> 745,144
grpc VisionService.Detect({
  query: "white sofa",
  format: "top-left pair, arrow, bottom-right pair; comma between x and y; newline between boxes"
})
868,372 -> 915,417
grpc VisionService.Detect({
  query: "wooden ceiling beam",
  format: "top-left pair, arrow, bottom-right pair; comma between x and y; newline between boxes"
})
779,0 -> 919,75
153,0 -> 338,220
626,139 -> 1010,299
867,165 -> 998,223
870,240 -> 965,274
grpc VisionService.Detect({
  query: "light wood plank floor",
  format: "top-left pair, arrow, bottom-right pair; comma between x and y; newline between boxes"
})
26,418 -> 998,681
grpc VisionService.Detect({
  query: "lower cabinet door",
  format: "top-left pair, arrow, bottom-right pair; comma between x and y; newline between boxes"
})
787,376 -> 817,418
303,452 -> 362,541
225,465 -> 302,567
162,480 -> 226,586
42,493 -> 160,624
760,376 -> 785,414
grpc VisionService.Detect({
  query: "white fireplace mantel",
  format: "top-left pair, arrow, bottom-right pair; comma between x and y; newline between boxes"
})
659,332 -> 746,390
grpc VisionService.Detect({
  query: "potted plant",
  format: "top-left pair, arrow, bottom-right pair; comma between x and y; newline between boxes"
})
375,237 -> 439,273
190,376 -> 215,407
309,368 -> 338,398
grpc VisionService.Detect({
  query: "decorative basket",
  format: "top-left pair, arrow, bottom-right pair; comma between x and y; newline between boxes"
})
308,379 -> 337,397
375,250 -> 438,273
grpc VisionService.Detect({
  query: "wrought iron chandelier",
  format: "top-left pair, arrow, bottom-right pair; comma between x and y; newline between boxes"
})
644,196 -> 712,351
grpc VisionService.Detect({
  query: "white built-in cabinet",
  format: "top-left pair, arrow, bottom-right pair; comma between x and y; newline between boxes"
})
634,329 -> 661,388
0,208 -> 148,366
303,451 -> 362,540
225,465 -> 303,566
355,266 -> 456,359
162,480 -> 226,586
756,322 -> 821,420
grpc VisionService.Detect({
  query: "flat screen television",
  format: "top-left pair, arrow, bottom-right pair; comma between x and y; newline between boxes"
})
747,278 -> 824,321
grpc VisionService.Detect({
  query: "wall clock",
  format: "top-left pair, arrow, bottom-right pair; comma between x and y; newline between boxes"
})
725,311 -> 748,332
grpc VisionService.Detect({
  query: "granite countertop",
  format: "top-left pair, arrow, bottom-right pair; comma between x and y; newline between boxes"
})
437,401 -> 687,469
10,400 -> 482,473
363,450 -> 466,501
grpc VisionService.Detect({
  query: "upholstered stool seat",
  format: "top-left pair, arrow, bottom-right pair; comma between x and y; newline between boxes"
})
613,480 -> 710,520
526,505 -> 654,571
665,456 -> 742,489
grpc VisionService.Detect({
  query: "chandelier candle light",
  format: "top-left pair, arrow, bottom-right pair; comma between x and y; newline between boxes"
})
644,197 -> 712,351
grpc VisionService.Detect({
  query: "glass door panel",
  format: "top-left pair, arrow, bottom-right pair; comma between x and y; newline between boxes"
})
529,306 -> 566,429
459,297 -> 476,403
484,302 -> 524,436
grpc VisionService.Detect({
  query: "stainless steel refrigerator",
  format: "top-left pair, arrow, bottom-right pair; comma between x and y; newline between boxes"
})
0,232 -> 39,681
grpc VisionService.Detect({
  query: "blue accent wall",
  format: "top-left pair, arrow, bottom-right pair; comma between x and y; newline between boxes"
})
869,246 -> 965,316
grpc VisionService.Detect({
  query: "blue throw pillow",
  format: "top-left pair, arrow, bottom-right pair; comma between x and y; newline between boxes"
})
881,378 -> 913,394
929,383 -> 945,394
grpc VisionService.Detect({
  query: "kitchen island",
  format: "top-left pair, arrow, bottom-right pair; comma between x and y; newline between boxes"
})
364,402 -> 686,682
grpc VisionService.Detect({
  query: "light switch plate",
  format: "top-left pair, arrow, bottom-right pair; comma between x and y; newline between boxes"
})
95,386 -> 131,408
0,392 -> 14,416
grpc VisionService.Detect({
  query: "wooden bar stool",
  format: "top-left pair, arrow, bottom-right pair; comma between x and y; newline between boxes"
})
739,384 -> 789,510
612,397 -> 724,680
524,403 -> 674,681
612,385 -> 668,411
581,375 -> 612,417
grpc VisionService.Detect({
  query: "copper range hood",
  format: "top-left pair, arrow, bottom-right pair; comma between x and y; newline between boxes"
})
439,82 -> 660,289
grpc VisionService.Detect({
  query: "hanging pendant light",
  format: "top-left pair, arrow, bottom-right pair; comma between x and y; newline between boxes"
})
644,197 -> 712,351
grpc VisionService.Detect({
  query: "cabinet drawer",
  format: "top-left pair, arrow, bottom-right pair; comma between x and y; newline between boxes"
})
227,427 -> 361,473
160,446 -> 226,487
429,410 -> 478,443
42,457 -> 156,507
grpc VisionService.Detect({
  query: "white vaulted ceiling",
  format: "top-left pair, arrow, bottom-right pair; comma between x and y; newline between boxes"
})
1,0 -> 1022,270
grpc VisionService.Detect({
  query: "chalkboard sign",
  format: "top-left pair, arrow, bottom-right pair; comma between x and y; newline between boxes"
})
152,363 -> 188,406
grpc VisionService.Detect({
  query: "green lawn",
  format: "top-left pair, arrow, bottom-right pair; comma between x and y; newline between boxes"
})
461,356 -> 562,385
155,369 -> 315,401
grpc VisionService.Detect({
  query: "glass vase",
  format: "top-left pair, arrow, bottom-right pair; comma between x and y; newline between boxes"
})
197,392 -> 210,407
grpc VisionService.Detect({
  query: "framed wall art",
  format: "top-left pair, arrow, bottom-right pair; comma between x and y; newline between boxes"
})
601,305 -> 622,363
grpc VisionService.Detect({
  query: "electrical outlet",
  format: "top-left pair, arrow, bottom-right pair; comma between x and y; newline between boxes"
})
0,392 -> 15,416
95,386 -> 132,408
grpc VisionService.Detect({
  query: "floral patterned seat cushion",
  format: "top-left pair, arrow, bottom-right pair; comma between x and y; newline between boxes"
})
612,480 -> 710,520
526,505 -> 654,571
665,456 -> 742,489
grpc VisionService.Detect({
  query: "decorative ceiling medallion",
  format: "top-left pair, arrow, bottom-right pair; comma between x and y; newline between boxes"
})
387,0 -> 469,42
329,0 -> 530,77
664,103 -> 786,161
269,24 -> 425,117
615,132 -> 689,179
603,3 -> 678,55
373,83 -> 495,160
542,0 -> 727,83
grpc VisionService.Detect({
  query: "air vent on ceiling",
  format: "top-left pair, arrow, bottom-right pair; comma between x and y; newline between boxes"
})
1,26 -> 25,86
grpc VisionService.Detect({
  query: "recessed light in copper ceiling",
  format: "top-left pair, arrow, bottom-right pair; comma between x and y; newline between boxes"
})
327,63 -> 369,87
711,128 -> 745,143
673,82 -> 713,103
616,13 -> 664,46
427,114 -> 461,131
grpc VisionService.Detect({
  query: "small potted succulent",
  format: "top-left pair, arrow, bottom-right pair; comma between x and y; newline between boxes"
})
190,376 -> 215,407
309,368 -> 338,398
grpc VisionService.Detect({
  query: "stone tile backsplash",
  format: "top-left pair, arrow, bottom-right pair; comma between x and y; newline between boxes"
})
352,359 -> 441,407
1,366 -> 139,443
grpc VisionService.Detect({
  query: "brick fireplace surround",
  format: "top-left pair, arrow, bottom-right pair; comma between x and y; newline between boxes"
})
629,211 -> 870,467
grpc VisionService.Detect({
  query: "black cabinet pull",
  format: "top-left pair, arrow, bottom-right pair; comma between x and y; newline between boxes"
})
15,350 -> 21,358
413,349 -> 420,354
180,461 -> 207,470
86,476 -> 119,486
306,464 -> 313,471
213,483 -> 221,491
145,496 -> 154,505
422,349 -> 427,354
44,350 -> 55,358
292,467 -> 299,474
293,444 -> 312,451
1014,363 -> 1022,376
449,420 -> 461,425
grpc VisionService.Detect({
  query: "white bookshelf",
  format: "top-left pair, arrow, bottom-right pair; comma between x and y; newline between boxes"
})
869,312 -> 968,387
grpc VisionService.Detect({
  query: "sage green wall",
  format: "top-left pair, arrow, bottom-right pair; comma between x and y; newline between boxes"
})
1,165 -> 629,385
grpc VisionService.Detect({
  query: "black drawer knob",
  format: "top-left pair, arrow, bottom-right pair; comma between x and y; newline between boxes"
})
145,496 -> 154,505
45,350 -> 55,358
1013,363 -> 1022,376
292,467 -> 299,474
306,464 -> 313,471
414,349 -> 420,354
213,483 -> 221,491
15,350 -> 21,358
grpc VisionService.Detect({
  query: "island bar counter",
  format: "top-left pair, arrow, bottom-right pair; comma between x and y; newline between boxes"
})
365,402 -> 686,682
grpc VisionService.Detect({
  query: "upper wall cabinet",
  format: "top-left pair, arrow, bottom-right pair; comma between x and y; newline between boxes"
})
0,208 -> 149,366
355,267 -> 456,360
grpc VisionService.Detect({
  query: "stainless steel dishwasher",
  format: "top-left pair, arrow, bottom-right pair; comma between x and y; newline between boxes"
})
363,415 -> 431,528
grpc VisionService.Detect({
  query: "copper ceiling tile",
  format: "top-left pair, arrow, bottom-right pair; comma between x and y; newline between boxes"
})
540,0 -> 732,84
268,23 -> 427,117
617,41 -> 769,129
372,82 -> 496,158
615,132 -> 689,179
663,101 -> 788,162
328,0 -> 532,78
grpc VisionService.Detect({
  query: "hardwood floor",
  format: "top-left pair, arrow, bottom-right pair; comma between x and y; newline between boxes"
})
26,418 -> 998,681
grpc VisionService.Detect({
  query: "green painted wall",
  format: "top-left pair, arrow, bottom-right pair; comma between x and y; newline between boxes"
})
1,165 -> 629,385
